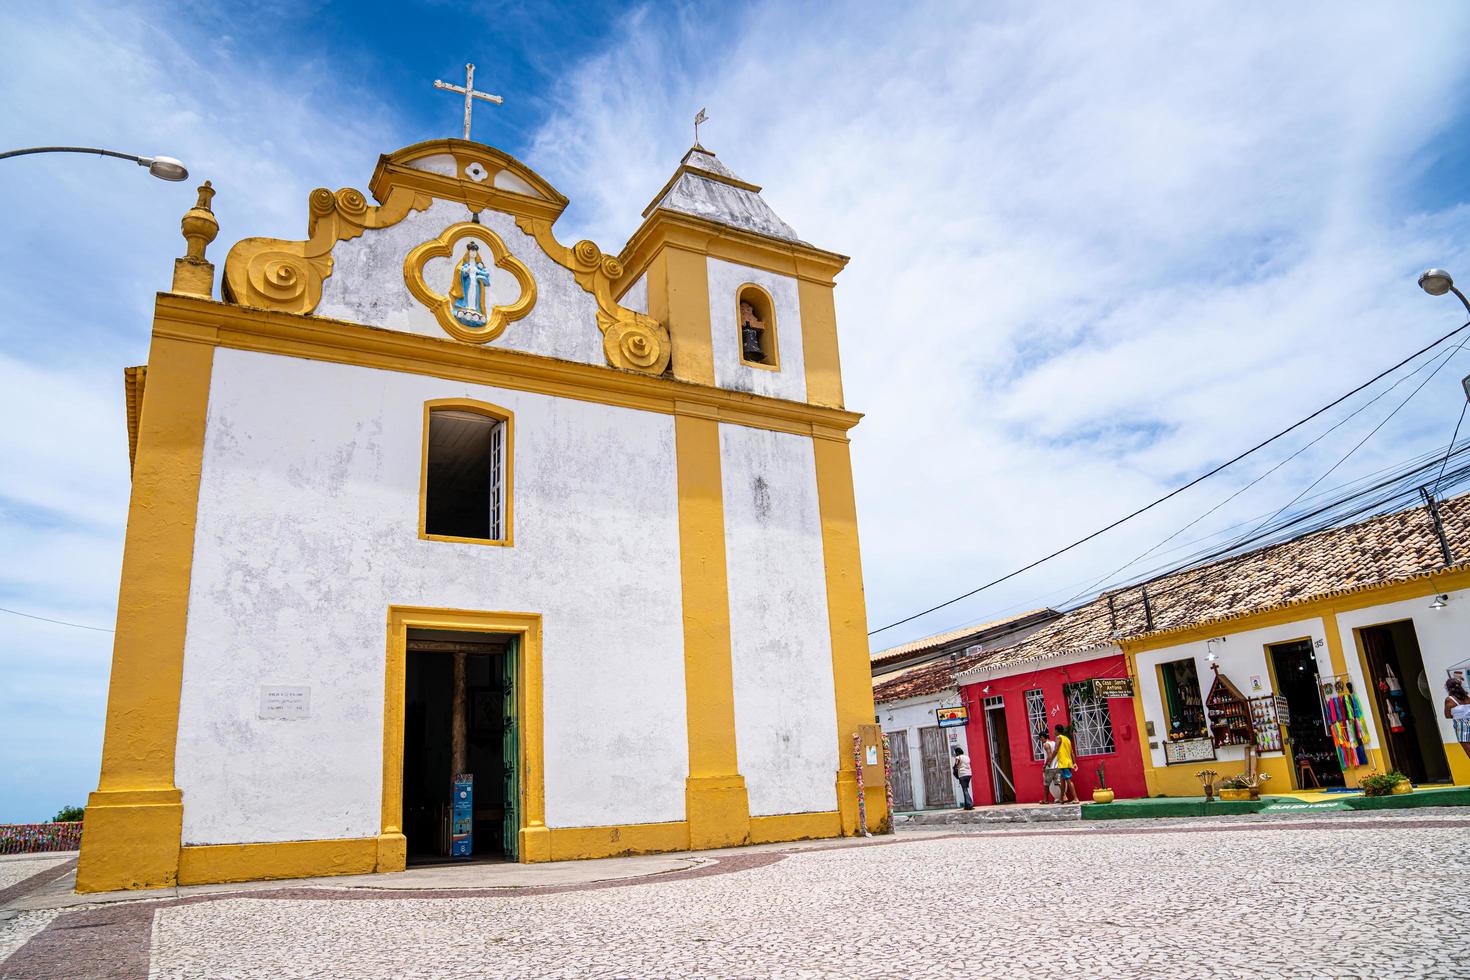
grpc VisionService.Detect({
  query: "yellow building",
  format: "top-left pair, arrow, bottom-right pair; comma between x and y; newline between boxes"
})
77,138 -> 886,893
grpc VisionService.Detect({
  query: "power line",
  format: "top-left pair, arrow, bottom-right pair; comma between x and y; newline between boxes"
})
868,317 -> 1470,637
1433,400 -> 1469,496
0,606 -> 114,633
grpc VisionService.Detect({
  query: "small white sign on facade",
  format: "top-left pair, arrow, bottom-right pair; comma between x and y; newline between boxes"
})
258,685 -> 311,720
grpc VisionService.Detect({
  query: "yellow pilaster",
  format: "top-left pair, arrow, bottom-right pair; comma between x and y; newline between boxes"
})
674,408 -> 750,848
649,249 -> 714,387
797,279 -> 844,408
813,431 -> 886,833
77,336 -> 214,892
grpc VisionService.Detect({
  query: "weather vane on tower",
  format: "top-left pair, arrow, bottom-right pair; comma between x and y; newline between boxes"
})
433,63 -> 504,141
694,107 -> 708,149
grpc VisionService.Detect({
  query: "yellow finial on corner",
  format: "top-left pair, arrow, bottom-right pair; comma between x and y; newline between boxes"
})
173,179 -> 219,298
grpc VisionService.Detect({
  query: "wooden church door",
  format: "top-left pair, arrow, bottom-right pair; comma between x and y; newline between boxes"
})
501,639 -> 519,861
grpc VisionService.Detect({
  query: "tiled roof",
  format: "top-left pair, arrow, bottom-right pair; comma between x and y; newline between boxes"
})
959,494 -> 1470,679
869,608 -> 1055,666
872,648 -> 990,704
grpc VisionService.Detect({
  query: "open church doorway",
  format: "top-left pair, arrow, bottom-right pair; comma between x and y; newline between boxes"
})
402,628 -> 519,864
1357,620 -> 1451,786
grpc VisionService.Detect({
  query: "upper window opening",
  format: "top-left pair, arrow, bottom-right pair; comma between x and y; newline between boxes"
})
738,285 -> 779,369
424,405 -> 510,544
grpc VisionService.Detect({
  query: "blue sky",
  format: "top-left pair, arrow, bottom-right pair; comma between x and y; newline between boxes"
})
4,1 -> 1470,822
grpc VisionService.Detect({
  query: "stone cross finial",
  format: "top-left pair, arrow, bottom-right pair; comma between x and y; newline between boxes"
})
173,179 -> 219,298
433,63 -> 504,141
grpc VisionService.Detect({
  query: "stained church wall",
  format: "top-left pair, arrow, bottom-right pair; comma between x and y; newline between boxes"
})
173,347 -> 689,845
718,423 -> 840,816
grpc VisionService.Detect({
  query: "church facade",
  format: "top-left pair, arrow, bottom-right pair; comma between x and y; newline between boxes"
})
77,139 -> 885,892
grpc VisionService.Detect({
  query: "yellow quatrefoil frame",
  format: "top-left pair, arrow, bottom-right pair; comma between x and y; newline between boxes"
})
404,222 -> 537,344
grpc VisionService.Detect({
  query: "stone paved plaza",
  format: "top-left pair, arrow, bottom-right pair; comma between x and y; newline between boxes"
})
3,810 -> 1469,978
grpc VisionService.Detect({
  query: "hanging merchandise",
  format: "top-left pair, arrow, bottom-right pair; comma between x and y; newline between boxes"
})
1246,695 -> 1284,752
1321,678 -> 1369,770
1383,665 -> 1403,696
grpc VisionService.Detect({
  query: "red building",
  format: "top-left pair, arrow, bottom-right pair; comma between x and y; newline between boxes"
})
958,652 -> 1147,806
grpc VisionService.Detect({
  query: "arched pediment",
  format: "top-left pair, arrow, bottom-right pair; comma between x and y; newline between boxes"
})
374,140 -> 568,220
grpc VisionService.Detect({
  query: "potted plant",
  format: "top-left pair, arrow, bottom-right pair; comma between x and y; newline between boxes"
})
1091,763 -> 1114,804
1217,775 -> 1252,802
1360,771 -> 1411,797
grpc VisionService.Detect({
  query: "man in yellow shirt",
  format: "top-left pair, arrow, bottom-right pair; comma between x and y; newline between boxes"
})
1051,723 -> 1079,804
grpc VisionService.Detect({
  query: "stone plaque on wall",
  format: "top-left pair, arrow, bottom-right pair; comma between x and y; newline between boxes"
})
258,685 -> 310,720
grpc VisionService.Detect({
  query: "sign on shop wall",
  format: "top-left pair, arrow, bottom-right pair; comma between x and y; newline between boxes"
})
936,705 -> 969,727
1163,737 -> 1216,765
1091,678 -> 1134,699
258,685 -> 310,720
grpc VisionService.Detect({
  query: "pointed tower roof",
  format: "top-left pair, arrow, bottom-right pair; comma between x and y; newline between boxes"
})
640,146 -> 800,243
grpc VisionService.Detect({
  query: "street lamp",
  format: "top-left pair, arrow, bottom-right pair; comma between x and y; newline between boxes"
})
1418,268 -> 1470,317
0,145 -> 189,181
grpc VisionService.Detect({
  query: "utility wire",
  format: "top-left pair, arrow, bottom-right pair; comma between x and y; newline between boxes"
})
1052,344 -> 1459,609
1433,400 -> 1469,496
0,605 -> 114,633
868,317 -> 1470,637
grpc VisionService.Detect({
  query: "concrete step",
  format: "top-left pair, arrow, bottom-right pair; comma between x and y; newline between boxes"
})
894,804 -> 1081,826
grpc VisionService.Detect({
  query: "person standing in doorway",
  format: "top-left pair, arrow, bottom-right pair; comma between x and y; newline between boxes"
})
1054,724 -> 1079,804
952,746 -> 974,810
1446,677 -> 1470,761
1040,729 -> 1060,803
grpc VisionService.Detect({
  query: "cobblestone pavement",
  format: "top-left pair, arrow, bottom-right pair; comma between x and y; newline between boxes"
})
3,813 -> 1468,978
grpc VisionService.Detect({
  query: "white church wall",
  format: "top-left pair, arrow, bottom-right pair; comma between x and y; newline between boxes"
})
314,198 -> 606,366
707,258 -> 808,402
174,348 -> 688,845
718,422 -> 838,816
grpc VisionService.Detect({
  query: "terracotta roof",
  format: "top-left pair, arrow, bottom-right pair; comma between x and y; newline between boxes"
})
872,648 -> 990,704
869,608 -> 1055,666
960,494 -> 1470,678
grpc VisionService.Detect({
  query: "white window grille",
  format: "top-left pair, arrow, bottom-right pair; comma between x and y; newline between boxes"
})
1065,682 -> 1115,757
1025,689 -> 1048,760
488,421 -> 504,541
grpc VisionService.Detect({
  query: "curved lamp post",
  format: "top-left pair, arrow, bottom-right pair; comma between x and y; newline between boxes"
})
0,145 -> 188,181
1418,268 -> 1470,317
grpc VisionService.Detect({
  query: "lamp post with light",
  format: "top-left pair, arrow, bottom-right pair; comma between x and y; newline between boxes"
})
0,145 -> 189,181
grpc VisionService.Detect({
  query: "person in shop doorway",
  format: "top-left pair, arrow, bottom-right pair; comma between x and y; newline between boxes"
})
952,746 -> 974,810
1446,677 -> 1470,760
1053,724 -> 1079,804
1039,728 -> 1060,803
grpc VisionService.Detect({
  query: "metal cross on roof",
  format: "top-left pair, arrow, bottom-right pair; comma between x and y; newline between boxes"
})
433,63 -> 504,141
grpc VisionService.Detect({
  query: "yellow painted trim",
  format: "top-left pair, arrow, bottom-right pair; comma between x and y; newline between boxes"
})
1125,652 -> 1159,797
77,337 -> 215,894
674,413 -> 751,848
123,365 -> 146,475
796,279 -> 844,408
748,810 -> 842,844
618,208 -> 849,291
178,838 -> 379,886
403,222 -> 536,345
812,437 -> 886,834
372,139 -> 570,215
547,821 -> 691,861
418,398 -> 515,547
380,607 -> 545,868
152,294 -> 860,440
736,282 -> 781,371
651,248 -> 716,386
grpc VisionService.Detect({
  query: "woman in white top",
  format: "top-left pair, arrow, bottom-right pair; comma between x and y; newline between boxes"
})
1446,677 -> 1470,760
952,746 -> 974,810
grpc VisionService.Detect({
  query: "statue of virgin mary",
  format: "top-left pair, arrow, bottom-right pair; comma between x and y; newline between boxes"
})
449,241 -> 492,327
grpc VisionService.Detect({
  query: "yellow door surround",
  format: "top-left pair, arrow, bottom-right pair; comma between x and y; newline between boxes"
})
380,606 -> 548,868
